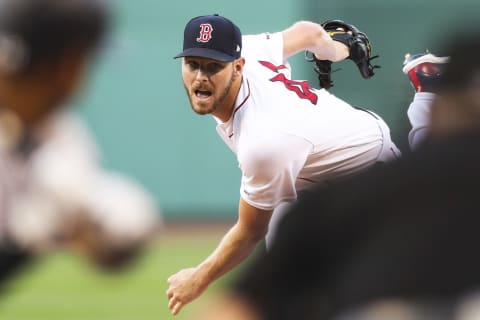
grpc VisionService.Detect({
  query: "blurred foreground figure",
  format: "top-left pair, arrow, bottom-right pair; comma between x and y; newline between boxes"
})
6,111 -> 162,269
194,32 -> 480,320
0,0 -> 162,285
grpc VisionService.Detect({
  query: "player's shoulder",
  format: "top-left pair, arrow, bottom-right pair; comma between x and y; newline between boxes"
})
241,32 -> 284,65
243,32 -> 282,43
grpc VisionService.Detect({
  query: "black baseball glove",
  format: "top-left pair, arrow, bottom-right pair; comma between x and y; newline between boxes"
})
306,19 -> 380,89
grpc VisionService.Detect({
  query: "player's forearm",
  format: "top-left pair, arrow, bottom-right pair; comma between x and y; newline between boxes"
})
283,21 -> 348,61
195,223 -> 265,289
313,39 -> 349,62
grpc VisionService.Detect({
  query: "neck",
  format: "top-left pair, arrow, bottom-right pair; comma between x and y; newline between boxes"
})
214,75 -> 243,123
1,82 -> 51,128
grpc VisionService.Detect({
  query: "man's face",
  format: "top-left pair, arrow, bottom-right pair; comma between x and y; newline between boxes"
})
181,56 -> 236,118
0,50 -> 88,128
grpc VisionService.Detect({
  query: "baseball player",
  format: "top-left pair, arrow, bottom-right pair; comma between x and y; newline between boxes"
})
0,0 -> 161,284
194,31 -> 480,320
167,14 -> 400,315
402,51 -> 450,149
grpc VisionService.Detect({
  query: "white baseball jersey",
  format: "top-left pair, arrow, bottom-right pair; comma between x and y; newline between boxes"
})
215,32 -> 399,211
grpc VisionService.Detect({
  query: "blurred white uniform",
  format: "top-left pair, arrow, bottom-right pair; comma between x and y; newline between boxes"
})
0,109 -> 162,256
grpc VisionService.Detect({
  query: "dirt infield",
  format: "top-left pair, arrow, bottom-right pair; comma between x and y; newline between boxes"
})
163,220 -> 233,240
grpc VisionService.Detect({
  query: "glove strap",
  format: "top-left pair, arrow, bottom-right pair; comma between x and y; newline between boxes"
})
327,30 -> 353,48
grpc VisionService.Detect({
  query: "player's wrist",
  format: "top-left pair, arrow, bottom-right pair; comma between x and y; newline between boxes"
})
194,263 -> 215,290
335,41 -> 350,61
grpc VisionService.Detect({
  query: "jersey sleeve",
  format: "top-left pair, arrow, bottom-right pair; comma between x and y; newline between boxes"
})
238,132 -> 312,211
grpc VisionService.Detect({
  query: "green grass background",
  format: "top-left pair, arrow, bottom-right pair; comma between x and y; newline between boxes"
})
0,223 -> 247,320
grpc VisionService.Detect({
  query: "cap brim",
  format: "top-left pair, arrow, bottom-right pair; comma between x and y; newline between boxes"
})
174,48 -> 235,62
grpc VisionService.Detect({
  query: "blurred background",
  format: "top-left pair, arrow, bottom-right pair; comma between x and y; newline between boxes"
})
0,0 -> 478,319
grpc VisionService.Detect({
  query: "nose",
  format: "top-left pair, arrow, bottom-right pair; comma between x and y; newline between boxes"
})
194,68 -> 209,81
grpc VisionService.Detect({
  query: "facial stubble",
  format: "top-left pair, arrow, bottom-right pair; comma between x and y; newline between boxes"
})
184,66 -> 236,116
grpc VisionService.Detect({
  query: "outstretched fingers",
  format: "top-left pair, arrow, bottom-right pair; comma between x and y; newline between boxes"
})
166,286 -> 180,314
166,275 -> 188,315
171,300 -> 184,315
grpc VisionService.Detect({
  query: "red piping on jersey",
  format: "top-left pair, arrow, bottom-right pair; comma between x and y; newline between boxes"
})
233,80 -> 251,116
228,80 -> 251,138
258,60 -> 289,72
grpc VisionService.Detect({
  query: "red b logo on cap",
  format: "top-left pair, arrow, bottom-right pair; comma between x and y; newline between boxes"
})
196,23 -> 213,43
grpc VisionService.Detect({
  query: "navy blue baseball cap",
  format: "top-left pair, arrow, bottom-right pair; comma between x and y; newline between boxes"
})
175,14 -> 242,62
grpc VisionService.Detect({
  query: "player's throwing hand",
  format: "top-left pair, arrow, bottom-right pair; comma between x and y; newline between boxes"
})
166,267 -> 208,315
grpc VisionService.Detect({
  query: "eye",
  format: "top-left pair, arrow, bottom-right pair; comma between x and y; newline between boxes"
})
205,62 -> 226,75
185,60 -> 199,71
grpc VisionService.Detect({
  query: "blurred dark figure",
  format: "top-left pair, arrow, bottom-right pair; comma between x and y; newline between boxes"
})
194,31 -> 480,320
0,0 -> 161,288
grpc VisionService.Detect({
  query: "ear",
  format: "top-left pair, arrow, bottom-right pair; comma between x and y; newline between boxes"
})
233,57 -> 245,76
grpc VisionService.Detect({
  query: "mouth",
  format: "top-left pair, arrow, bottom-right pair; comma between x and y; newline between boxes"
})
194,89 -> 212,99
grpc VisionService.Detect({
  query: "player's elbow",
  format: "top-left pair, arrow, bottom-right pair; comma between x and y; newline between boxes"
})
283,20 -> 331,61
292,21 -> 325,44
290,21 -> 336,59
236,213 -> 271,244
250,224 -> 269,242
